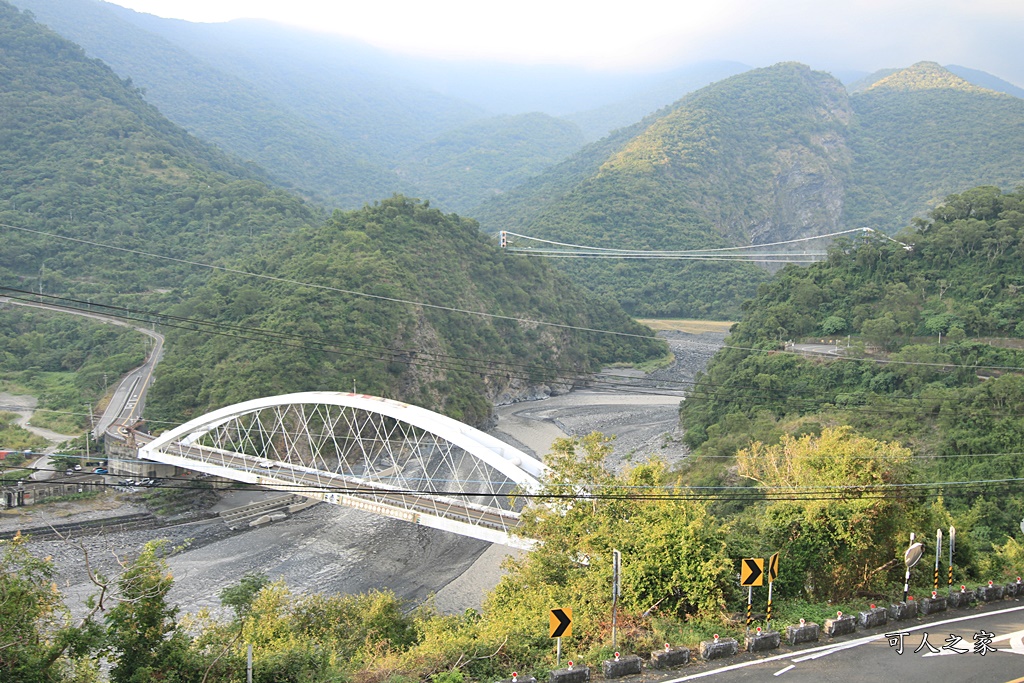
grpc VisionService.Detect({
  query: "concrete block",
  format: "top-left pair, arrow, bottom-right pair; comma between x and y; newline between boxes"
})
1005,582 -> 1022,598
287,499 -> 319,514
948,590 -> 975,609
548,666 -> 589,683
887,601 -> 918,621
745,630 -> 781,653
499,677 -> 537,683
857,607 -> 888,629
919,595 -> 947,615
699,638 -> 738,661
823,614 -> 856,637
786,622 -> 820,645
650,647 -> 690,669
976,585 -> 1000,602
601,655 -> 641,678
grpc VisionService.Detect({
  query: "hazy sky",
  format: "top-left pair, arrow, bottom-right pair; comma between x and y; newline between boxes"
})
108,0 -> 1023,83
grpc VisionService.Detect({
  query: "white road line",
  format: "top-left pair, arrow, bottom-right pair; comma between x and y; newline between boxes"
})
773,664 -> 795,676
659,604 -> 1024,682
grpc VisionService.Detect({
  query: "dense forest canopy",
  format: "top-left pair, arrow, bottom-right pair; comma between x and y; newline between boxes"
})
680,186 -> 1024,563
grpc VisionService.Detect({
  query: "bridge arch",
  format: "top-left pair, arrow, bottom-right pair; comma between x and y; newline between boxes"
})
140,392 -> 548,548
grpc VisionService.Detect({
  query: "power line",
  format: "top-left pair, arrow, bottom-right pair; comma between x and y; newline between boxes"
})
6,288 -> 1019,407
7,289 -> 1024,424
8,468 -> 1024,503
0,222 -> 659,342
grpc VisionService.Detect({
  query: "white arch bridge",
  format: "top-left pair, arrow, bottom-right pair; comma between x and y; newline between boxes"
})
140,392 -> 548,549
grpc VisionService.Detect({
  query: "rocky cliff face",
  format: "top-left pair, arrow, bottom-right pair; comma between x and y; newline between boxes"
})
716,68 -> 854,246
745,130 -> 851,245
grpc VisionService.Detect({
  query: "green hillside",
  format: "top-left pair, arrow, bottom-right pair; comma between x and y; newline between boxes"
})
10,0 -> 415,208
680,185 -> 1024,539
0,3 -> 663,430
845,62 -> 1024,231
0,1 -> 321,296
13,0 -> 591,214
479,62 -> 1024,317
147,196 -> 663,427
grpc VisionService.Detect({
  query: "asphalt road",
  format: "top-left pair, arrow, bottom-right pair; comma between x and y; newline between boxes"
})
0,296 -> 164,437
657,602 -> 1024,683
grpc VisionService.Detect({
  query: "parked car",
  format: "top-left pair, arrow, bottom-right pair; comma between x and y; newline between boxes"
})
94,468 -> 108,474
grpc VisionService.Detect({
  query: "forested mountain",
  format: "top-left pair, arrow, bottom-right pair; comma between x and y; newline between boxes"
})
10,0 -> 592,214
850,64 -> 1024,99
680,184 -> 1024,532
0,2 -> 320,294
0,3 -> 663,429
478,62 -> 1024,317
844,62 -> 1024,231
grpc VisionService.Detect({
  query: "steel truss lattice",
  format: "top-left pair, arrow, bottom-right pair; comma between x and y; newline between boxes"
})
141,392 -> 547,548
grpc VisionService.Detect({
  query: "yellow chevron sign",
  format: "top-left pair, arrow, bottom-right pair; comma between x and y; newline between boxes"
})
741,557 -> 764,586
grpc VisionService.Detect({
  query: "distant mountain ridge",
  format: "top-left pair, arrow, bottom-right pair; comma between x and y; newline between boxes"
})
476,62 -> 1024,317
851,63 -> 1024,98
11,1 -> 1020,221
864,61 -> 997,94
11,0 -> 588,213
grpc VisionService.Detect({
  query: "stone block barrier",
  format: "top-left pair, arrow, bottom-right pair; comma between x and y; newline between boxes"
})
745,630 -> 781,653
824,613 -> 856,637
857,606 -> 888,630
786,622 -> 819,645
976,584 -> 1003,602
699,637 -> 738,661
650,647 -> 690,669
549,666 -> 589,683
948,590 -> 975,609
888,601 -> 917,621
919,595 -> 947,615
601,655 -> 641,678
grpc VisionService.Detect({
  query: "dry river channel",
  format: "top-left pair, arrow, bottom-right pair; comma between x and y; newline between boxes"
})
1,330 -> 724,620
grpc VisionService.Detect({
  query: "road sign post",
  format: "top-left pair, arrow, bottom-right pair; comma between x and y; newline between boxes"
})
934,529 -> 942,593
766,552 -> 779,629
746,586 -> 752,632
740,558 -> 763,633
948,526 -> 956,595
611,549 -> 621,650
550,607 -> 572,667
